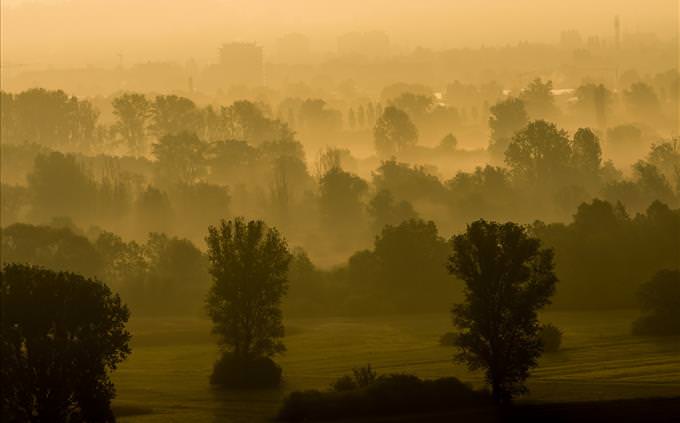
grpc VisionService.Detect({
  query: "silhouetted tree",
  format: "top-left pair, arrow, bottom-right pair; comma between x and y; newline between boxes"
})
112,93 -> 151,155
151,95 -> 201,137
373,106 -> 418,157
438,133 -> 458,152
367,189 -> 418,233
571,128 -> 603,190
448,219 -> 558,402
205,218 -> 291,385
488,97 -> 528,158
372,159 -> 445,204
2,88 -> 100,148
0,264 -> 130,423
632,269 -> 680,336
373,219 -> 451,311
152,131 -> 207,185
389,92 -> 433,123
520,78 -> 557,120
1,223 -> 104,278
573,83 -> 612,129
134,186 -> 173,234
505,120 -> 572,189
27,152 -> 98,223
624,82 -> 661,120
319,168 -> 368,238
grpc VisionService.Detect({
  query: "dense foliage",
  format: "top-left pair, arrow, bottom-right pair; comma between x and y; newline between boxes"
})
448,220 -> 558,402
0,264 -> 130,423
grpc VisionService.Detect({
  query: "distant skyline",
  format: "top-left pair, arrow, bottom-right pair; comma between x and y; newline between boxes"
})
1,0 -> 677,68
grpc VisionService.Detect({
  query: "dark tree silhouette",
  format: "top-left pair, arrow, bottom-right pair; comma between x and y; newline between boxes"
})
152,131 -> 208,186
367,189 -> 418,234
373,106 -> 418,157
447,220 -> 558,402
520,78 -> 557,120
205,218 -> 291,386
112,93 -> 151,155
0,264 -> 130,423
318,167 -> 368,239
505,120 -> 572,189
488,97 -> 528,159
632,269 -> 680,336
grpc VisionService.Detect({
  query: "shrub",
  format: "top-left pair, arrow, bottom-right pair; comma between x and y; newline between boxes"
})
352,364 -> 378,387
330,375 -> 357,392
278,374 -> 491,422
439,331 -> 459,346
540,323 -> 563,353
330,364 -> 377,392
210,353 -> 282,388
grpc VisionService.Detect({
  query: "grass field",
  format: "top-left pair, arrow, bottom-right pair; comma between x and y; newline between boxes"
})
112,310 -> 680,422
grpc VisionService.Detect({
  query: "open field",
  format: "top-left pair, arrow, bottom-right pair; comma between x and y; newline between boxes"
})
112,310 -> 680,422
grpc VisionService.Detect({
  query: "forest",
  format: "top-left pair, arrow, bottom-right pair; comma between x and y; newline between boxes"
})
1,1 -> 679,422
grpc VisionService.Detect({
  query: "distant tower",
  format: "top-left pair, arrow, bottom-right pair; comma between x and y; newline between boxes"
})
614,15 -> 621,50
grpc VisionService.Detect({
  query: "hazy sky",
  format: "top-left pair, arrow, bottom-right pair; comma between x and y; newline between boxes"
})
2,0 -> 678,67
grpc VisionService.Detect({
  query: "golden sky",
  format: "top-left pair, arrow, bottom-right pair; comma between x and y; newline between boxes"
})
2,0 -> 678,67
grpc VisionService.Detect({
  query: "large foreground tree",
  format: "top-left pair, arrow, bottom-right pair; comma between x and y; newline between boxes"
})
0,264 -> 131,423
205,218 -> 291,387
447,220 -> 557,402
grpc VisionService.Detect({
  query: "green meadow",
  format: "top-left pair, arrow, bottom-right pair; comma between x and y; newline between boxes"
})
113,310 -> 680,422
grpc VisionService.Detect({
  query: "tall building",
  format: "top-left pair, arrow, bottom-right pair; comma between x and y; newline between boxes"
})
218,42 -> 264,86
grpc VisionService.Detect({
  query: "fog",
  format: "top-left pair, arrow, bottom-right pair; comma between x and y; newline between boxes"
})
1,1 -> 679,422
2,0 -> 677,67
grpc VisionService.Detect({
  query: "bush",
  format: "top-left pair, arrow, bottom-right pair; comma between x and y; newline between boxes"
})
352,364 -> 377,387
278,374 -> 491,421
330,365 -> 377,392
540,323 -> 563,353
210,353 -> 282,388
330,375 -> 357,392
439,331 -> 459,346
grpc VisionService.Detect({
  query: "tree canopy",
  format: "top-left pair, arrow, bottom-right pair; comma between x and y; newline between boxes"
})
448,219 -> 558,402
0,264 -> 131,423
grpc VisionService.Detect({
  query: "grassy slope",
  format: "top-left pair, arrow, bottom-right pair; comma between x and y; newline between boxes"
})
113,310 -> 680,422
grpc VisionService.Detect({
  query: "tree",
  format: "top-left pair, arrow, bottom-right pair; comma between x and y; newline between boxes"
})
367,189 -> 418,234
0,264 -> 131,422
373,106 -> 418,157
112,93 -> 151,155
373,219 -> 451,312
389,92 -> 433,123
5,88 -> 100,148
152,131 -> 207,185
134,186 -> 174,234
27,152 -> 98,223
520,78 -> 557,120
1,223 -> 104,278
571,128 -> 603,190
205,218 -> 291,385
447,220 -> 558,402
151,95 -> 201,137
573,83 -> 612,129
505,120 -> 572,189
488,98 -> 528,158
632,269 -> 680,336
624,82 -> 661,120
319,168 -> 369,237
